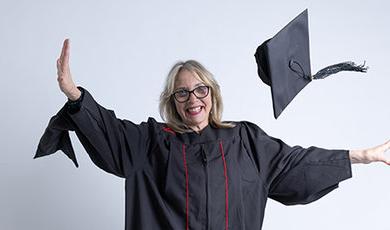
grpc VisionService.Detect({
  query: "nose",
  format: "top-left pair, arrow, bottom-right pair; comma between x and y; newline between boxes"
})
188,91 -> 198,102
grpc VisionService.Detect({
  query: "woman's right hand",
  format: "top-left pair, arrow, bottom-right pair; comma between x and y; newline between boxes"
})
56,39 -> 81,101
350,140 -> 390,165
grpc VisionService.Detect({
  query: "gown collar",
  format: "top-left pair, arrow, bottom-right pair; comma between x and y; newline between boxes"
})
177,123 -> 237,145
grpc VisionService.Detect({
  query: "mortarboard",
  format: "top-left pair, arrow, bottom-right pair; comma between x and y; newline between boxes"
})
254,9 -> 367,119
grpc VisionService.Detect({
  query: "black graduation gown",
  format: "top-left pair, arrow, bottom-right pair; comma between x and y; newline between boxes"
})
35,87 -> 352,230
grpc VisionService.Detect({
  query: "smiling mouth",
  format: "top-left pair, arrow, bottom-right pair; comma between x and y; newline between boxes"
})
186,106 -> 203,116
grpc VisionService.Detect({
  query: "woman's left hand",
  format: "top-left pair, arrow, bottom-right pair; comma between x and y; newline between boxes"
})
350,140 -> 390,165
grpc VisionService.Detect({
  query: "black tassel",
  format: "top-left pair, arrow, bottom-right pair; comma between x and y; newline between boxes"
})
313,61 -> 368,80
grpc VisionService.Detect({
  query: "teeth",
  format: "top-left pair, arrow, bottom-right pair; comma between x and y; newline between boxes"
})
188,106 -> 201,113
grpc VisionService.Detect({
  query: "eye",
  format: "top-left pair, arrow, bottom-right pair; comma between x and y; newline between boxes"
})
175,89 -> 188,97
195,86 -> 209,96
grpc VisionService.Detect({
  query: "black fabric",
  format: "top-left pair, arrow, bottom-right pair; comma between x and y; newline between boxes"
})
35,107 -> 79,167
35,87 -> 86,167
254,9 -> 367,119
35,87 -> 352,229
66,86 -> 85,114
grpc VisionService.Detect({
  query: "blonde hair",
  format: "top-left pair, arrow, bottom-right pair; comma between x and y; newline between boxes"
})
159,60 -> 235,133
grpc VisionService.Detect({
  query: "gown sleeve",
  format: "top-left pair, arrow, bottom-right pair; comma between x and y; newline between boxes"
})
241,121 -> 352,205
35,87 -> 152,178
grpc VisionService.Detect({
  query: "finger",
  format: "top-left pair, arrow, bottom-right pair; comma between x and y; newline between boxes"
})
62,38 -> 70,66
371,140 -> 390,154
56,59 -> 62,75
56,58 -> 62,68
381,157 -> 390,165
378,140 -> 390,154
59,39 -> 67,61
378,141 -> 390,165
384,140 -> 390,151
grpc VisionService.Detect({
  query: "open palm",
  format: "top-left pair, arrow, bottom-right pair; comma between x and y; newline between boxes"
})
56,39 -> 80,101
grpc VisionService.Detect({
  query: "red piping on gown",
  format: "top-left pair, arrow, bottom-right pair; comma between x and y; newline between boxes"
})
219,140 -> 229,230
181,141 -> 229,230
182,144 -> 189,230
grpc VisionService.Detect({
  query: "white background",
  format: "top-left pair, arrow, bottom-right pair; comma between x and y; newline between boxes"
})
1,0 -> 389,229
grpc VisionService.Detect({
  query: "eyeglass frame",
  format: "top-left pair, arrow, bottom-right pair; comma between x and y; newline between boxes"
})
172,85 -> 211,103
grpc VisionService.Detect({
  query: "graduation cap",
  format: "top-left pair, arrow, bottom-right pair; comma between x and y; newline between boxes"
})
254,9 -> 368,119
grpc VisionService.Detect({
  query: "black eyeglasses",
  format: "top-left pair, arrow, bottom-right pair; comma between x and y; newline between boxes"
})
172,85 -> 210,103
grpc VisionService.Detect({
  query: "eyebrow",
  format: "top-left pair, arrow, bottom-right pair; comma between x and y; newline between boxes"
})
174,83 -> 205,91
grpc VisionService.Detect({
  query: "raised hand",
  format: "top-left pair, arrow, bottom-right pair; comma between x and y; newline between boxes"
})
56,39 -> 81,101
350,140 -> 390,165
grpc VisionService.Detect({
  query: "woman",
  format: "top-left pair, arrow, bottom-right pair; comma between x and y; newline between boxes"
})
37,39 -> 390,230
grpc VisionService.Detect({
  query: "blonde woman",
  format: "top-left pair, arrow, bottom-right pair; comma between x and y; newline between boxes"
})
36,39 -> 390,230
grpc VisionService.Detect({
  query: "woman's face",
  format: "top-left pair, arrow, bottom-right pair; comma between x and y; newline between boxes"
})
174,69 -> 212,132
